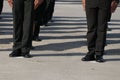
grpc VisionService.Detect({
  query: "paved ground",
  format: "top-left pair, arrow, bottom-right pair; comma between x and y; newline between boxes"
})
0,1 -> 120,80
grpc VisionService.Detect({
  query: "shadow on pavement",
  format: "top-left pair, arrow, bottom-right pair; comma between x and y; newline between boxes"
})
0,12 -> 13,35
33,41 -> 86,51
32,52 -> 85,57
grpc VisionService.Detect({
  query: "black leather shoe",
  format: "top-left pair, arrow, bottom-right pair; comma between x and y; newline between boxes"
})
9,51 -> 22,57
33,37 -> 42,41
95,56 -> 105,63
22,54 -> 33,58
81,55 -> 95,61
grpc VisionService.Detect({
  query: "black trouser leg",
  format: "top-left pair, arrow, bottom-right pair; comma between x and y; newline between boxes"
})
86,7 -> 108,56
0,0 -> 4,14
95,7 -> 108,56
48,0 -> 55,20
22,0 -> 34,53
33,22 -> 40,38
13,0 -> 34,53
13,0 -> 24,51
86,8 -> 98,55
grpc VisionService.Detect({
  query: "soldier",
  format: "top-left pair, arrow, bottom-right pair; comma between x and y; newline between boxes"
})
33,0 -> 56,41
8,0 -> 42,58
81,0 -> 119,62
33,0 -> 46,41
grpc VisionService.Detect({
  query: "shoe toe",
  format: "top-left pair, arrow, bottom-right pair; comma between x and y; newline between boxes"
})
23,54 -> 33,58
9,52 -> 22,57
81,56 -> 95,61
96,58 -> 105,63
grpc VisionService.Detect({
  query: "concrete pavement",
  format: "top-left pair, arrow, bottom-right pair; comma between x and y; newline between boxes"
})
0,1 -> 120,80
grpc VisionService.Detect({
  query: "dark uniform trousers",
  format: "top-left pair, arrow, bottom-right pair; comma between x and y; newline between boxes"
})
85,0 -> 112,56
13,0 -> 34,53
47,0 -> 55,21
0,0 -> 3,14
33,0 -> 56,38
33,0 -> 46,38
